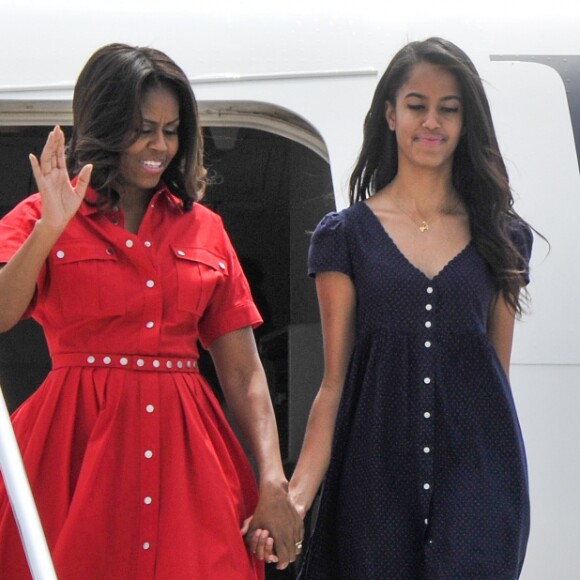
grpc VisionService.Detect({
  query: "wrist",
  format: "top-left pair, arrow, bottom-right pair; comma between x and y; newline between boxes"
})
288,481 -> 310,516
34,218 -> 66,241
256,456 -> 287,490
259,475 -> 289,493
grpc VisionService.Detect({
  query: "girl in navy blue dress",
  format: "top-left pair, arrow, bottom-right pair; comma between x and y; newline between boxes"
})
288,38 -> 533,579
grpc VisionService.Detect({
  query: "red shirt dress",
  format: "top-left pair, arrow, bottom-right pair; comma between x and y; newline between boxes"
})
0,184 -> 265,580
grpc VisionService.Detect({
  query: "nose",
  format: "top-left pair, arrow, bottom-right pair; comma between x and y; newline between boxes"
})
422,109 -> 441,130
149,130 -> 168,151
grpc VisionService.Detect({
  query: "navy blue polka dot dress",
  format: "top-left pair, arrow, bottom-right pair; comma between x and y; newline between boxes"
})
299,202 -> 533,580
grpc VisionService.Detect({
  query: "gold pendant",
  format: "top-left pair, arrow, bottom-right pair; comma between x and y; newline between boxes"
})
419,221 -> 429,232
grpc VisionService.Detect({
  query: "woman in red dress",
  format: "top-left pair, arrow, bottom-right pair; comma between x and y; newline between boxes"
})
0,43 -> 302,579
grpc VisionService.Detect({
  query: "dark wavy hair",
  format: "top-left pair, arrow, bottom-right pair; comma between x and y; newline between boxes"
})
349,37 -> 532,314
66,43 -> 204,211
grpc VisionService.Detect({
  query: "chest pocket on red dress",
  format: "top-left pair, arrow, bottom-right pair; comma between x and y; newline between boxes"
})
50,241 -> 125,318
172,246 -> 228,315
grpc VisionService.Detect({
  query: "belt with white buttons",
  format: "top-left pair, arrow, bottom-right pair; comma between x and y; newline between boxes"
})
52,353 -> 200,372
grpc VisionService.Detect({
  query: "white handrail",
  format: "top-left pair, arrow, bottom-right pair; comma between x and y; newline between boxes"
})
0,386 -> 57,579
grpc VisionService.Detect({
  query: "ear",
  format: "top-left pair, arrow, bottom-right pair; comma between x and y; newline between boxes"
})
385,101 -> 396,131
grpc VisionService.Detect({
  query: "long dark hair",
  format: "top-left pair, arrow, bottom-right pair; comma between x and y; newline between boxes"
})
350,37 -> 531,314
67,43 -> 204,211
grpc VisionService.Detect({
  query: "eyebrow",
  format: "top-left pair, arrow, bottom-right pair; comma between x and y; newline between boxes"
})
141,117 -> 180,125
404,91 -> 462,102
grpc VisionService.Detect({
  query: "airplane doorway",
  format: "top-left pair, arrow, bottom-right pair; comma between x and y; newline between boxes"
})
0,123 -> 335,468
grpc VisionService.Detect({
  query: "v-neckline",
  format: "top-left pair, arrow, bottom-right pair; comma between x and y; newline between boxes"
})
358,201 -> 473,282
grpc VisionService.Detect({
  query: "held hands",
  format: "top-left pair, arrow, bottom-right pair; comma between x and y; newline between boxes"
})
240,517 -> 279,565
244,506 -> 306,566
241,480 -> 304,570
29,126 -> 92,233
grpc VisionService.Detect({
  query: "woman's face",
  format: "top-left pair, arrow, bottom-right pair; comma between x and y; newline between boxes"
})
117,84 -> 180,198
385,62 -> 463,174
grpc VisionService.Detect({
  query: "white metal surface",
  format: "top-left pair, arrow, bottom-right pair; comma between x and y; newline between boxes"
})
0,387 -> 57,579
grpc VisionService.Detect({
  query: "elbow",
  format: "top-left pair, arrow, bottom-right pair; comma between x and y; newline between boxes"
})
0,315 -> 20,334
0,296 -> 31,334
0,323 -> 15,335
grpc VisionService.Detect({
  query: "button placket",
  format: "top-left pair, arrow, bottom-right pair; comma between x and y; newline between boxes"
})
141,281 -> 161,352
419,284 -> 436,525
138,377 -> 161,577
107,227 -> 162,356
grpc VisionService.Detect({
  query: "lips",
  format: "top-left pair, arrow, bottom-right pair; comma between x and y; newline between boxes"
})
415,135 -> 446,145
140,160 -> 166,173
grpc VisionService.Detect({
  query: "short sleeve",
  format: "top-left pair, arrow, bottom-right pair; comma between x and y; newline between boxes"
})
307,211 -> 352,278
197,223 -> 263,348
0,195 -> 45,318
509,218 -> 534,286
0,194 -> 42,264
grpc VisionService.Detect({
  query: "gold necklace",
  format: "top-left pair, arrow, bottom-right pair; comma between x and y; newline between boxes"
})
393,197 -> 461,233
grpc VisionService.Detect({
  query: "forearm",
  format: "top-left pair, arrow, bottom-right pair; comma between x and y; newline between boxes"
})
222,366 -> 286,485
210,328 -> 303,565
0,219 -> 63,332
289,384 -> 341,514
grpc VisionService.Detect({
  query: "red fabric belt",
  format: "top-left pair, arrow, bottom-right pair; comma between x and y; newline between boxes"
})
51,353 -> 200,372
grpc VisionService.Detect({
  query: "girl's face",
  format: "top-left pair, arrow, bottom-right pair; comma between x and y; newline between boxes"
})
116,85 -> 180,198
386,62 -> 463,174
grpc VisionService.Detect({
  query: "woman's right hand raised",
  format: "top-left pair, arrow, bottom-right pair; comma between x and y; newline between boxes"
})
29,126 -> 92,232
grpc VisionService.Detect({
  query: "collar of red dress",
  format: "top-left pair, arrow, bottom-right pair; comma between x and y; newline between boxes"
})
73,178 -> 186,216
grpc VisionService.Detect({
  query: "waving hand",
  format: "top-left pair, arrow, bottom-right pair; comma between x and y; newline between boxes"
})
29,125 -> 92,232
